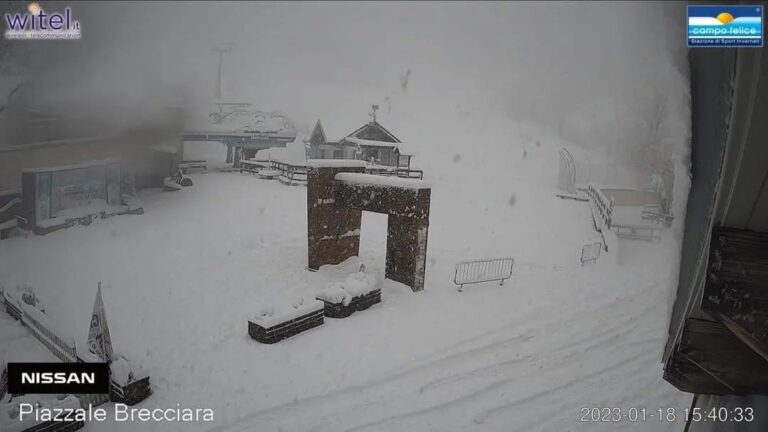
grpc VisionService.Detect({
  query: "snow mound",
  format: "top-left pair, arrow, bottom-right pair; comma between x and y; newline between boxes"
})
317,270 -> 380,306
251,296 -> 324,329
110,354 -> 147,385
335,173 -> 430,190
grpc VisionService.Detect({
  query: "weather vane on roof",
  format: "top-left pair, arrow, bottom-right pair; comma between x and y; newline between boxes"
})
369,104 -> 379,124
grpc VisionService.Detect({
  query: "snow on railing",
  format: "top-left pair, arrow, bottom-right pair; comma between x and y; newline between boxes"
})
586,184 -> 613,229
21,304 -> 78,363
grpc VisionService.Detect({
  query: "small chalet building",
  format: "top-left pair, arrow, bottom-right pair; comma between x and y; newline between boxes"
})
308,120 -> 414,170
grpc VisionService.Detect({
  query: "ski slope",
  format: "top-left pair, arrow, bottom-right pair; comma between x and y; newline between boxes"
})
0,126 -> 691,430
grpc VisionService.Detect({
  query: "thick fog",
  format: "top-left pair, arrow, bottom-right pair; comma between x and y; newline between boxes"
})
10,1 -> 688,165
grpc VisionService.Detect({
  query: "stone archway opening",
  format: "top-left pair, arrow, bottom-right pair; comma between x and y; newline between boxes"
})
307,161 -> 431,292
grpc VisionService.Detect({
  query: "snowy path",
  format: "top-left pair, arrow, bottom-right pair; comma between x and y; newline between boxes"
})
0,148 -> 690,431
206,256 -> 685,432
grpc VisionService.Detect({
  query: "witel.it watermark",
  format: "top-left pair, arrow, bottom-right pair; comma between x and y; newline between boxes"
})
4,2 -> 81,40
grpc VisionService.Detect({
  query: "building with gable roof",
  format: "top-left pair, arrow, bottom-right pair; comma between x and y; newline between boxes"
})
308,119 -> 414,170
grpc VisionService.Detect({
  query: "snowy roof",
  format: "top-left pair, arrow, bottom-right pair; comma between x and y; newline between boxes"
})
186,103 -> 298,136
344,136 -> 415,156
250,138 -> 307,165
317,119 -> 400,145
306,159 -> 368,168
335,173 -> 430,190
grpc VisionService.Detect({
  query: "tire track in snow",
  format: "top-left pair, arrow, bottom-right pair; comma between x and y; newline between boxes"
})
345,347 -> 659,432
206,283 -> 668,432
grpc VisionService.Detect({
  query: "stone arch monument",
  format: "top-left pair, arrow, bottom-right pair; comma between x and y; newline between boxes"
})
307,161 -> 431,292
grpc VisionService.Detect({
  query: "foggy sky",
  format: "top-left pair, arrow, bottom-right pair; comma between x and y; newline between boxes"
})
20,1 -> 688,137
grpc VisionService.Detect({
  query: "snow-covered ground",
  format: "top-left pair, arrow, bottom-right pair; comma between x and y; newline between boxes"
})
0,129 -> 691,431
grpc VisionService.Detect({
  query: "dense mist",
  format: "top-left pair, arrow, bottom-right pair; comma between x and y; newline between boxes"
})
9,1 -> 688,166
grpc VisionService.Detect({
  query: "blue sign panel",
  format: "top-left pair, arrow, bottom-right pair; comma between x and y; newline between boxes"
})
688,5 -> 763,48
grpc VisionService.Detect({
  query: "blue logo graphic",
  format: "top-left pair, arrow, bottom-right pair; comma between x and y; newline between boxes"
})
687,5 -> 763,47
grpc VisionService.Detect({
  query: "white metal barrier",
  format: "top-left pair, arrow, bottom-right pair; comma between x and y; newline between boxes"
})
454,258 -> 514,292
580,242 -> 602,265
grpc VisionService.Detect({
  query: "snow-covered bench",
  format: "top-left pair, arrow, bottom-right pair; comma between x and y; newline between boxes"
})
316,270 -> 381,318
248,299 -> 325,344
454,258 -> 514,292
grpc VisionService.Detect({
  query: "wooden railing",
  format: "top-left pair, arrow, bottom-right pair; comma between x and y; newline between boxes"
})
270,161 -> 307,181
365,167 -> 424,180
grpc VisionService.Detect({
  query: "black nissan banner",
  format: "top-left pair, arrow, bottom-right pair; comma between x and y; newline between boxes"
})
8,362 -> 110,394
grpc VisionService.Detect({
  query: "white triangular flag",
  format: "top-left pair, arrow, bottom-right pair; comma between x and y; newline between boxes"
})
87,283 -> 114,362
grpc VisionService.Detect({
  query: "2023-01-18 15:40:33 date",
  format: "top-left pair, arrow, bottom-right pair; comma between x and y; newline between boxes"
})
580,407 -> 755,423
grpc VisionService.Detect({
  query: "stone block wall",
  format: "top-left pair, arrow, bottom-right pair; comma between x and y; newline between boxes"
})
307,164 -> 431,291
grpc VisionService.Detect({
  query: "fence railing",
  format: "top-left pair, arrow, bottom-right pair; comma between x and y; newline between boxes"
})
641,207 -> 674,227
454,258 -> 514,292
365,167 -> 424,180
270,161 -> 308,182
21,305 -> 78,363
586,184 -> 613,230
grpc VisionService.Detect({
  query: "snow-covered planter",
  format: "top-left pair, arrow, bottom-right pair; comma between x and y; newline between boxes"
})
0,394 -> 84,432
2,285 -> 43,321
316,270 -> 381,319
248,298 -> 324,344
109,355 -> 151,406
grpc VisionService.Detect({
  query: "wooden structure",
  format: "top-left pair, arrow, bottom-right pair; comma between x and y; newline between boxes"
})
240,159 -> 308,185
308,119 -> 416,172
586,184 -> 664,242
663,40 -> 768,426
183,105 -> 296,164
307,161 -> 431,292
